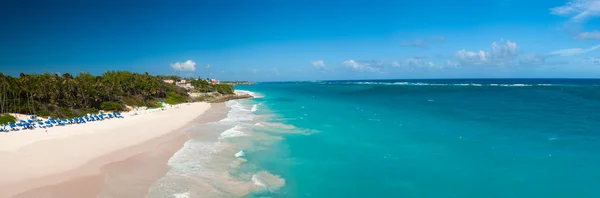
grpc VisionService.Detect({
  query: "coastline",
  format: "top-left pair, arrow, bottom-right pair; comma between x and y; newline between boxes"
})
0,102 -> 228,198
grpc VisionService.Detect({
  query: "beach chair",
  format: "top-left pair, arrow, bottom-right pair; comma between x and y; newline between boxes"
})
44,121 -> 53,128
38,121 -> 46,129
9,123 -> 19,131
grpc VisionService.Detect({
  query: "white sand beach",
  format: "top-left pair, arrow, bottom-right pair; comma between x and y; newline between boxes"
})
0,102 -> 213,197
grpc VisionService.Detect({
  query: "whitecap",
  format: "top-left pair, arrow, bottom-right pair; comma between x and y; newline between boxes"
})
219,125 -> 249,139
172,191 -> 190,198
235,90 -> 264,98
251,171 -> 286,192
235,150 -> 246,158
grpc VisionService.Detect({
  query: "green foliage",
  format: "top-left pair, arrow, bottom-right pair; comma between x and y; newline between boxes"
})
214,84 -> 234,94
0,114 -> 16,125
0,71 -> 191,118
164,92 -> 188,105
188,78 -> 234,94
158,75 -> 181,82
122,97 -> 143,107
145,99 -> 161,108
100,101 -> 125,111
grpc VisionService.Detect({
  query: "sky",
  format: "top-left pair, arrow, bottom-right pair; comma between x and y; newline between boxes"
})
0,0 -> 599,81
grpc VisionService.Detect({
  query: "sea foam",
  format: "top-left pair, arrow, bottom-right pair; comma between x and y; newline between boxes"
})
235,150 -> 246,158
251,171 -> 286,192
219,125 -> 249,139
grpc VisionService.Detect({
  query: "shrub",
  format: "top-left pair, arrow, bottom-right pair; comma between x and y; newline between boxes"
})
164,92 -> 188,105
100,101 -> 125,111
37,110 -> 51,117
122,97 -> 142,107
145,99 -> 161,108
0,114 -> 17,125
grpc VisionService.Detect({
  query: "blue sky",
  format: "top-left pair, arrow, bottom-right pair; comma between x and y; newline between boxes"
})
0,0 -> 599,81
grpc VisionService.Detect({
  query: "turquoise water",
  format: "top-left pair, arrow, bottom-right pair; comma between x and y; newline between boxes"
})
236,79 -> 600,198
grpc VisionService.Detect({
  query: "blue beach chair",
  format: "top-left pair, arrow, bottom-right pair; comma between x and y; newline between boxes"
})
38,121 -> 46,129
9,123 -> 19,131
44,121 -> 53,128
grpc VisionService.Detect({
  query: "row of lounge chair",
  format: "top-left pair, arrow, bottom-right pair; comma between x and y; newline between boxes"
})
0,112 -> 124,132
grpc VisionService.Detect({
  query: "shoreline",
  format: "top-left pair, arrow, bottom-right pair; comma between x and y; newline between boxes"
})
0,102 -> 227,198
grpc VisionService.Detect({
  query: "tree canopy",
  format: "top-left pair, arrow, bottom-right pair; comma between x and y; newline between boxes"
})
0,71 -> 233,119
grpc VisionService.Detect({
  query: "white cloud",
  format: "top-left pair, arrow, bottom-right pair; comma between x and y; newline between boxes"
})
519,55 -> 548,65
171,60 -> 196,72
342,60 -> 384,72
445,60 -> 460,67
395,57 -> 436,68
455,50 -> 489,65
311,60 -> 328,70
206,64 -> 211,68
550,0 -> 600,22
453,39 -> 519,66
391,61 -> 400,67
577,30 -> 600,39
491,40 -> 518,60
550,44 -> 600,56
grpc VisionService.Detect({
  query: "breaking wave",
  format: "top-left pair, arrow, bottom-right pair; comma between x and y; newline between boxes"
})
147,90 -> 300,197
317,81 -> 575,87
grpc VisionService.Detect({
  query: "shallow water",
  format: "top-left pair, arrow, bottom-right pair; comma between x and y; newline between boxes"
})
150,79 -> 600,198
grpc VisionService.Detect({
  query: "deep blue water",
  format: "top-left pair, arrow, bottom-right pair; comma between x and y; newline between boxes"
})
237,79 -> 600,198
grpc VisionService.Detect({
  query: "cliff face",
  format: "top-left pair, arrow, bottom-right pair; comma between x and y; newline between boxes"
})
207,94 -> 253,103
188,92 -> 253,103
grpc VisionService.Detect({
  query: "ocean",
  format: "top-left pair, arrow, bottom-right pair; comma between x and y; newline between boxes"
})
148,79 -> 600,198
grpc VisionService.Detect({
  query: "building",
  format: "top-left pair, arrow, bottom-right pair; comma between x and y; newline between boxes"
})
210,79 -> 217,85
174,80 -> 195,90
163,79 -> 174,84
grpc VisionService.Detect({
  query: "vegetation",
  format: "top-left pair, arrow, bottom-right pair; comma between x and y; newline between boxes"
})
100,101 -> 125,111
164,92 -> 188,105
0,114 -> 16,125
0,71 -> 190,118
0,71 -> 238,118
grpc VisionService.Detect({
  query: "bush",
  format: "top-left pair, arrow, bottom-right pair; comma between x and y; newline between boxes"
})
100,101 -> 125,111
164,92 -> 188,105
145,99 -> 161,108
0,114 -> 17,125
122,97 -> 143,107
214,84 -> 234,95
58,107 -> 78,119
37,110 -> 51,117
